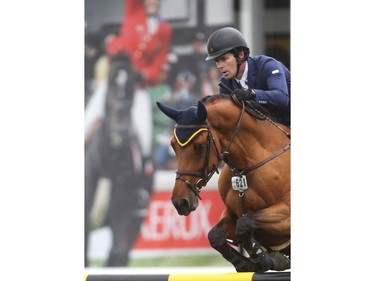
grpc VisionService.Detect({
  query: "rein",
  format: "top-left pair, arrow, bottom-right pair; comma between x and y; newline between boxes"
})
175,99 -> 290,199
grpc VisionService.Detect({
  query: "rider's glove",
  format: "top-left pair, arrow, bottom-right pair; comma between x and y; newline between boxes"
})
232,88 -> 256,102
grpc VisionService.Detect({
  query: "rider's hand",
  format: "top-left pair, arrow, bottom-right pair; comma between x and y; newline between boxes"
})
232,88 -> 256,102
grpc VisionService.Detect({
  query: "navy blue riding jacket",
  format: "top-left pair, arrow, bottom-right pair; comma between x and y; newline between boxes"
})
219,55 -> 290,126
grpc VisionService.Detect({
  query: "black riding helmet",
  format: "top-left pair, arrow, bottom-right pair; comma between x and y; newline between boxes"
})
206,27 -> 250,79
205,27 -> 249,62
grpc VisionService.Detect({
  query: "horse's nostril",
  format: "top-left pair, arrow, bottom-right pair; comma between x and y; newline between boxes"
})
178,198 -> 190,214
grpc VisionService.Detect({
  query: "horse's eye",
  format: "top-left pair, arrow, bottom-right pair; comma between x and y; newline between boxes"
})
194,143 -> 205,154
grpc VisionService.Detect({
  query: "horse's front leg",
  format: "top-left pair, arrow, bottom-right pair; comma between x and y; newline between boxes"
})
235,200 -> 291,271
240,230 -> 273,272
208,209 -> 262,272
235,199 -> 290,243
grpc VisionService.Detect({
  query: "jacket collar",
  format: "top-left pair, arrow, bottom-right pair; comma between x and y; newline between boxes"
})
246,57 -> 257,89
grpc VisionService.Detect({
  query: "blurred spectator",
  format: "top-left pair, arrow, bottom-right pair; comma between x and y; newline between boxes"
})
172,70 -> 197,109
93,44 -> 110,91
84,29 -> 101,107
105,0 -> 173,162
178,32 -> 216,97
200,65 -> 221,98
105,0 -> 172,87
147,63 -> 175,169
85,0 -> 173,268
86,0 -> 173,158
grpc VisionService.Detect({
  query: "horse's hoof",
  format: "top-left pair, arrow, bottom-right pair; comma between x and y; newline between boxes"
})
229,255 -> 263,272
257,252 -> 272,272
235,258 -> 264,273
235,262 -> 262,273
269,252 -> 291,271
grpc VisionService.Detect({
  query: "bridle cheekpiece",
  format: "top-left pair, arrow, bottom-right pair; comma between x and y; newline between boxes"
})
174,124 -> 222,200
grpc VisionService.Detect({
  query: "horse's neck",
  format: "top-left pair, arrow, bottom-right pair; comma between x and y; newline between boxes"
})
223,125 -> 265,168
208,102 -> 276,168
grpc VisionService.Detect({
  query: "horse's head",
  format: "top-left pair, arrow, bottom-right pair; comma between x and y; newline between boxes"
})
156,101 -> 221,216
105,52 -> 137,147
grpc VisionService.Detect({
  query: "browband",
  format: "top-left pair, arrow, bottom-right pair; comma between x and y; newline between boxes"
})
173,127 -> 208,147
174,124 -> 209,147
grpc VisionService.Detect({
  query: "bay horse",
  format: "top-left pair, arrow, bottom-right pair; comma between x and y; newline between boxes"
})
85,52 -> 152,267
156,94 -> 290,272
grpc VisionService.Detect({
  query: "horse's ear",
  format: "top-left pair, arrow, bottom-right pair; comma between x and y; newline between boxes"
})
197,101 -> 207,123
156,102 -> 181,121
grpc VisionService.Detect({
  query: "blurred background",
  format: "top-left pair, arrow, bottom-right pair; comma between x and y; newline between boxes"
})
84,0 -> 290,269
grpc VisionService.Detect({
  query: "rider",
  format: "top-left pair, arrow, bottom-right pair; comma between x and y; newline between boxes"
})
205,27 -> 290,126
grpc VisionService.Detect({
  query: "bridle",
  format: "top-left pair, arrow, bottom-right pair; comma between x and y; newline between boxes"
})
175,100 -> 290,200
175,124 -> 222,200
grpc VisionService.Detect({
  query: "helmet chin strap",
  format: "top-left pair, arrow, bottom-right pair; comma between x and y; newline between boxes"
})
233,48 -> 248,79
235,57 -> 246,80
235,59 -> 241,79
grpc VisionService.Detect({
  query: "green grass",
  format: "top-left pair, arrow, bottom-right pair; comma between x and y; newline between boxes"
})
89,254 -> 230,267
129,254 -> 230,267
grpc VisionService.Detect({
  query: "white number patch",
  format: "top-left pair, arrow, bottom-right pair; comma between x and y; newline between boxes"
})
231,176 -> 248,191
